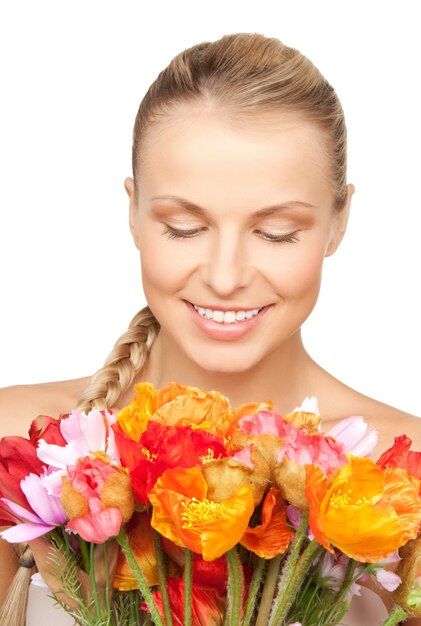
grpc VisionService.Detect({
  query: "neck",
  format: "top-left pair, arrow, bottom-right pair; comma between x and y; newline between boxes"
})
134,327 -> 318,416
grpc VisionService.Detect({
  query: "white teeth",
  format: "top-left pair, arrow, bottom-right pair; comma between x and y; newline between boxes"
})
192,304 -> 262,323
223,312 -> 236,324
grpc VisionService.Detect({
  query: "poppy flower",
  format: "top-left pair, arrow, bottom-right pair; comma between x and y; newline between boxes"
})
305,457 -> 421,562
240,487 -> 294,558
141,571 -> 225,626
61,456 -> 135,543
121,421 -> 228,504
377,435 -> 421,482
148,466 -> 254,561
116,381 -> 233,444
274,429 -> 348,509
0,435 -> 46,524
28,414 -> 67,447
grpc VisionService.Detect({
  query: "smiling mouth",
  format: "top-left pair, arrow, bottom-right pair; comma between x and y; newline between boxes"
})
186,300 -> 272,324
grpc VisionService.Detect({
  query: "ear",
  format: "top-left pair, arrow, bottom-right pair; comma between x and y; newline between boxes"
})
125,176 -> 141,250
325,183 -> 355,257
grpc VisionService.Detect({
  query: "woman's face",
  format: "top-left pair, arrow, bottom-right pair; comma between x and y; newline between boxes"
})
126,107 -> 353,374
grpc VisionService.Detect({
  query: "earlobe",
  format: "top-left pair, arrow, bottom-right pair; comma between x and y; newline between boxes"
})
325,183 -> 355,257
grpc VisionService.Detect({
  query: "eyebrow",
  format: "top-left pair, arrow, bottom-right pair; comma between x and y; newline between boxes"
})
150,195 -> 316,217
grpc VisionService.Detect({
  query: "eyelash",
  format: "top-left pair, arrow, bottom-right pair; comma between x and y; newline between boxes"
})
160,226 -> 301,245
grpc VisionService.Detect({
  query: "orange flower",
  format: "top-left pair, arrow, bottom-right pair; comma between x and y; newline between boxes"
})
117,382 -> 233,443
148,467 -> 254,561
305,457 -> 421,562
152,383 -> 233,440
240,488 -> 294,558
116,382 -> 156,441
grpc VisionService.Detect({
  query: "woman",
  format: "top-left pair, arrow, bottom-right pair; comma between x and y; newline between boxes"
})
0,32 -> 419,625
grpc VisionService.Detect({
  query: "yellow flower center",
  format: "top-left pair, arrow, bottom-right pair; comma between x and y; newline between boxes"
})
141,447 -> 157,461
180,497 -> 222,532
199,448 -> 222,464
330,487 -> 370,508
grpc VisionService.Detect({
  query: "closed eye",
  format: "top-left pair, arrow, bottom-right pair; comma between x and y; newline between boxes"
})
160,225 -> 301,245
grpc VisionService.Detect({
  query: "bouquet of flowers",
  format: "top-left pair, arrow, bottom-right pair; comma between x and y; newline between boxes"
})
0,381 -> 420,626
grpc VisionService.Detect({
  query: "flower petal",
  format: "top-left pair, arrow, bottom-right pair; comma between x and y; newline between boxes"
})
0,497 -> 43,524
36,439 -> 85,469
326,416 -> 378,456
240,488 -> 294,558
0,522 -> 55,542
66,507 -> 123,543
374,568 -> 402,591
21,473 -> 67,524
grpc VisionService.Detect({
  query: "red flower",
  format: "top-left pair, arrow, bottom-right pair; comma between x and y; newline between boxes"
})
28,414 -> 67,447
141,559 -> 227,626
117,422 -> 227,504
0,434 -> 46,524
377,435 -> 421,481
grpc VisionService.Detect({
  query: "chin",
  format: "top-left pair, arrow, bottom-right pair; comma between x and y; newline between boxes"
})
189,346 -> 264,375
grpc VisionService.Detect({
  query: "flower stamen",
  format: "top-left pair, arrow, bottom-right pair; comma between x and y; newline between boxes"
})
180,497 -> 222,532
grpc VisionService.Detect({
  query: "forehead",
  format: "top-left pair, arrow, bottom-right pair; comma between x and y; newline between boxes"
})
137,106 -> 333,210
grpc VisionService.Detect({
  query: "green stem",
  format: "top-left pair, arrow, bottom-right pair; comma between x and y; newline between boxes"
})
255,555 -> 283,626
130,590 -> 141,625
184,549 -> 193,626
153,530 -> 173,626
380,604 -> 408,626
266,512 -> 309,626
116,526 -> 165,626
226,547 -> 244,626
268,538 -> 323,626
78,537 -> 91,574
89,541 -> 102,619
241,557 -> 266,626
103,541 -> 111,623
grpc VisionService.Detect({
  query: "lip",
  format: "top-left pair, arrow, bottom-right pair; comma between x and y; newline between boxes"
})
187,301 -> 265,312
184,300 -> 273,341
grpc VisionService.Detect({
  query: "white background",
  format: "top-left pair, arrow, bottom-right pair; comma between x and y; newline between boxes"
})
0,1 -> 419,417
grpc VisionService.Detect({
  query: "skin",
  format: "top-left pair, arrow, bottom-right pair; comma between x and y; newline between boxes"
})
0,104 -> 420,624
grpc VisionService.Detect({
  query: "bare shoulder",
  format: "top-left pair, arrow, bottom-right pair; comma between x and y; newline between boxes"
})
0,376 -> 92,438
356,394 -> 420,454
322,378 -> 420,456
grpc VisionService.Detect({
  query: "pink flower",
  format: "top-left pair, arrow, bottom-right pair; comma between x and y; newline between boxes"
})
277,428 -> 347,474
61,456 -> 135,543
37,408 -> 119,496
238,410 -> 289,437
0,473 -> 67,542
326,416 -> 378,457
358,551 -> 402,592
319,553 -> 362,599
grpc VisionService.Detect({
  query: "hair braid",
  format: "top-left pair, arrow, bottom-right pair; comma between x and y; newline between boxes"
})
75,305 -> 160,413
0,545 -> 35,626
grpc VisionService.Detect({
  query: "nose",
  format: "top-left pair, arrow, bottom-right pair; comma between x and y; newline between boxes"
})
200,227 -> 254,296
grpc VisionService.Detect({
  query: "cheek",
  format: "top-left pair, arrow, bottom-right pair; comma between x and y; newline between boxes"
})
138,231 -> 193,295
263,242 -> 325,299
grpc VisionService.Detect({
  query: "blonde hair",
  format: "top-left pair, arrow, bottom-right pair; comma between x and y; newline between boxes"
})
0,545 -> 35,626
3,32 -> 350,622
